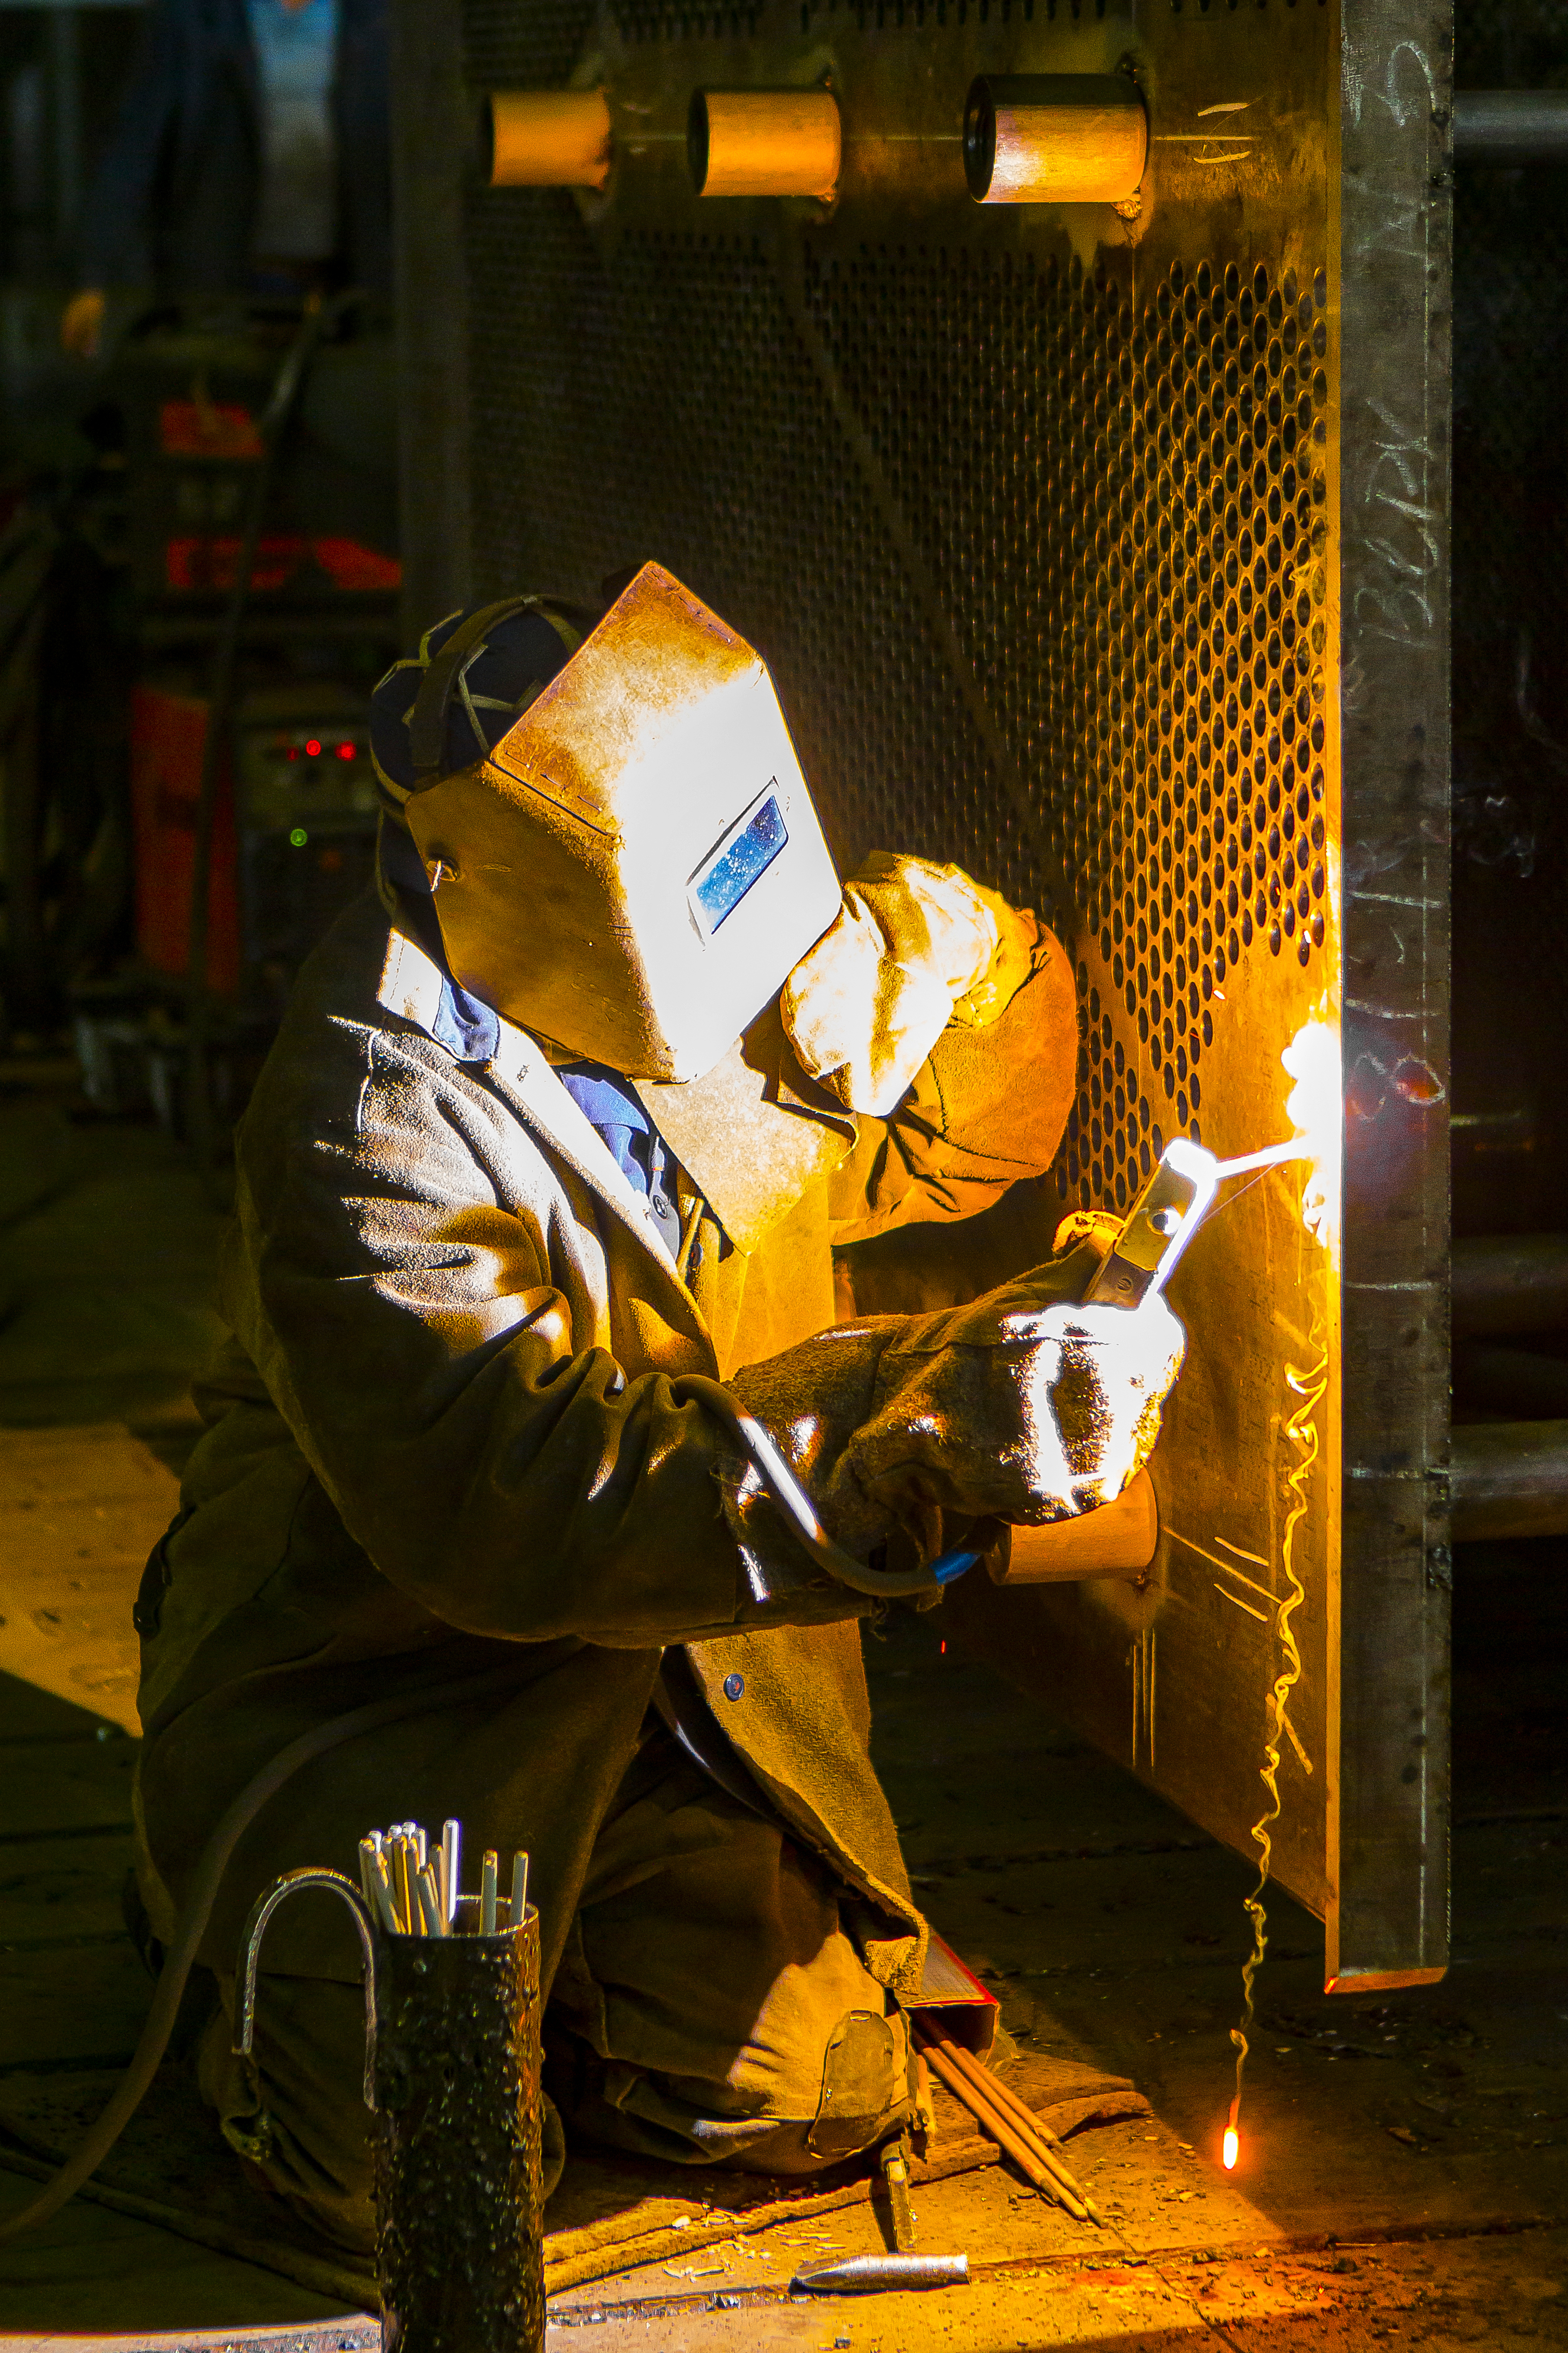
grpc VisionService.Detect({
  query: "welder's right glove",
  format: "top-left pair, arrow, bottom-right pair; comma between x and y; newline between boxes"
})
727,1233 -> 1186,1583
779,851 -> 1037,1119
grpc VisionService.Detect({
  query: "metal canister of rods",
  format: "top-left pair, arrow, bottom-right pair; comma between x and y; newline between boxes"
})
236,1869 -> 544,2353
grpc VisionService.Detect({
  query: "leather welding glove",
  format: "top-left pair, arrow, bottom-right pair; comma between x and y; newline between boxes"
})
779,852 -> 1036,1119
727,1233 -> 1186,1580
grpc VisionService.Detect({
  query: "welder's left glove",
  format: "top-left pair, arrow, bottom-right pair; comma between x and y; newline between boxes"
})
779,852 -> 1036,1118
729,1234 -> 1186,1579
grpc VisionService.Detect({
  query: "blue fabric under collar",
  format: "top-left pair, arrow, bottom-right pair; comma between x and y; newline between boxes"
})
377,821 -> 687,1254
380,822 -> 502,1063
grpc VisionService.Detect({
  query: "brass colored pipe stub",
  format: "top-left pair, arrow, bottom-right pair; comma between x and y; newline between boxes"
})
988,1465 -> 1160,1584
689,89 -> 842,200
484,90 -> 612,191
964,74 -> 1147,206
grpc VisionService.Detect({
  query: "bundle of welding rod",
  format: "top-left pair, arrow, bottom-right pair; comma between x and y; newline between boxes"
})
912,2023 -> 1102,2225
358,1818 -> 530,1939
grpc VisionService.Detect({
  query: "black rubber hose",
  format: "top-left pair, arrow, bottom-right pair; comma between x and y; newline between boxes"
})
0,1380 -> 945,2240
671,1372 -> 965,1597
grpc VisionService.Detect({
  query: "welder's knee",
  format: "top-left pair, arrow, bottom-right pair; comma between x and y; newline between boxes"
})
546,1960 -> 915,2178
726,1998 -> 917,2176
546,1753 -> 917,2175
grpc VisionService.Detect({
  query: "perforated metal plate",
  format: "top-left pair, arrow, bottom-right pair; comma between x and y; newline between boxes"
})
395,0 -> 1450,1982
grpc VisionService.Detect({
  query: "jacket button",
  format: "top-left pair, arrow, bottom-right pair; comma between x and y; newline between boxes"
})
723,1673 -> 744,1702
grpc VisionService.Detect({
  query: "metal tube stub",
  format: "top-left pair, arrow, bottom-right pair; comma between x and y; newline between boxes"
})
483,90 -> 611,190
688,90 -> 841,199
373,1904 -> 544,2353
988,1466 -> 1159,1585
964,75 -> 1146,205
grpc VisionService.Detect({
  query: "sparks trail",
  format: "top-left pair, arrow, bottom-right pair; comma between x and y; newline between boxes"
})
1226,1326 -> 1329,2166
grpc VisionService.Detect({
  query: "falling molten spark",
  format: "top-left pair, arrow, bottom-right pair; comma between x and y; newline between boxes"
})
1223,2127 -> 1239,2171
1281,1019 -> 1341,1251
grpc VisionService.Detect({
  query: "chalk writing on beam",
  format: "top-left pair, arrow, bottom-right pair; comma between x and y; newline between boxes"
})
1350,396 -> 1440,648
1379,41 -> 1438,131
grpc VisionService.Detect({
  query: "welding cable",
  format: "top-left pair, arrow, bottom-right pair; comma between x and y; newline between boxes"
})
671,1371 -> 978,1597
0,1376 -> 971,2235
0,1658 -> 533,2242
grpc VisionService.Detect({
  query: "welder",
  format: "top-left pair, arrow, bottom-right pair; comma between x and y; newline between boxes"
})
130,563 -> 1186,2254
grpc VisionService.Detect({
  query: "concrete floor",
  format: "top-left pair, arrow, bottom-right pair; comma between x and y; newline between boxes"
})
0,1083 -> 1564,2349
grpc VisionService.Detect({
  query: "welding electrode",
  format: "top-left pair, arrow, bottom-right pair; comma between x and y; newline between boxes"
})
915,2030 -> 1097,2222
356,1822 -> 531,1936
791,2253 -> 969,2292
442,1817 -> 460,1924
1084,1133 -> 1316,1313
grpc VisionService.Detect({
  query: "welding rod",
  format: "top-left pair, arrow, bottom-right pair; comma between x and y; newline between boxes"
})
360,1835 -> 401,1935
914,2031 -> 1095,2222
442,1818 -> 460,1926
415,1864 -> 448,1937
944,2037 -> 1102,2223
919,2035 -> 1090,2220
481,1850 -> 499,1937
940,2037 -> 1078,2164
930,2032 -> 1101,2220
1209,1140 -> 1315,1181
510,1850 -> 529,1928
391,1832 -> 413,1933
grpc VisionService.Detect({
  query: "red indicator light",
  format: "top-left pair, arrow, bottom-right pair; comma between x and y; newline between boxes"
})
305,738 -> 322,758
286,745 -> 300,761
336,740 -> 356,761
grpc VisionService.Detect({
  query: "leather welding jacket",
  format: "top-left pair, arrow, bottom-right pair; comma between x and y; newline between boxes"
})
131,885 -> 1077,2007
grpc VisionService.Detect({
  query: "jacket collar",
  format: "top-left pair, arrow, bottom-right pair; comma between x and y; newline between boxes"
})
374,922 -> 687,1286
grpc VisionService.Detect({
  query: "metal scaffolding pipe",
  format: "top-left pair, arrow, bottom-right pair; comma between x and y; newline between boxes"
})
1453,90 -> 1568,166
1452,1421 -> 1568,1543
1452,1234 -> 1568,1337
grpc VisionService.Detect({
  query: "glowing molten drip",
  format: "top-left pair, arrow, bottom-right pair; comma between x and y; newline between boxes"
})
1223,2127 -> 1239,2171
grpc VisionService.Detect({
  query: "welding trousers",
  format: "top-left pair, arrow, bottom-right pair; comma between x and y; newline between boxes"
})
196,1728 -> 915,2254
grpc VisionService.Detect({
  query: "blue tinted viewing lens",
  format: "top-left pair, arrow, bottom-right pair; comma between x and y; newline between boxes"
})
694,792 -> 788,932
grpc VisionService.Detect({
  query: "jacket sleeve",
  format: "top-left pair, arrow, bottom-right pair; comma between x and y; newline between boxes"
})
229,1021 -> 874,1649
77,0 -> 181,285
826,912 -> 1078,1244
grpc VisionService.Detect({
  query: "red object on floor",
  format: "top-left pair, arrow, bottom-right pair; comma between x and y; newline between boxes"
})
130,684 -> 240,993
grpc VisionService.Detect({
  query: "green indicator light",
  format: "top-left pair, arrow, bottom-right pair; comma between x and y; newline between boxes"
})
289,827 -> 308,848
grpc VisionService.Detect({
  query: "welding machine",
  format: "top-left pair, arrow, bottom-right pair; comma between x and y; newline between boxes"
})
131,678 -> 379,1016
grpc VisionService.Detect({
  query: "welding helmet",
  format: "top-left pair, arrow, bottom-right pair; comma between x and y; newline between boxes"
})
379,564 -> 843,1081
